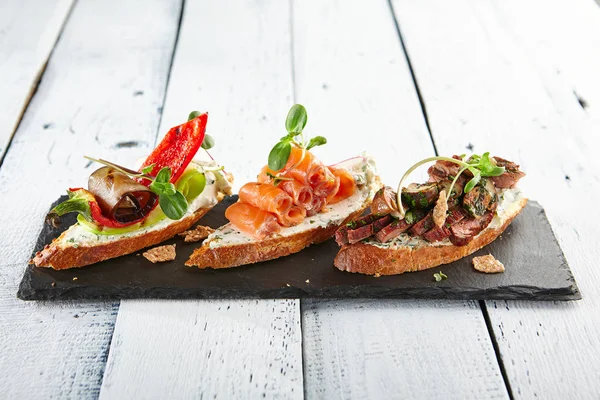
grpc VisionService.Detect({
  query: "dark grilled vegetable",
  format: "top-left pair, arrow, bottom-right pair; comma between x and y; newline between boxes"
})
462,178 -> 497,218
88,167 -> 158,223
401,183 -> 439,209
370,186 -> 398,215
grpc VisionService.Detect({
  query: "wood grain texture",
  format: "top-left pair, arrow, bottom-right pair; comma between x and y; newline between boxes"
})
293,0 -> 508,398
101,300 -> 302,399
99,1 -> 303,398
0,0 -> 181,397
391,0 -> 600,397
303,300 -> 509,400
0,0 -> 74,160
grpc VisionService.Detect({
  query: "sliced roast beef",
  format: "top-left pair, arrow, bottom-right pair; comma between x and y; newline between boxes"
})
491,157 -> 526,188
402,183 -> 439,209
371,186 -> 398,215
409,211 -> 434,236
344,214 -> 395,244
449,211 -> 494,246
335,227 -> 350,245
446,206 -> 469,225
372,215 -> 394,232
375,219 -> 412,242
347,224 -> 376,244
336,214 -> 380,245
422,226 -> 451,242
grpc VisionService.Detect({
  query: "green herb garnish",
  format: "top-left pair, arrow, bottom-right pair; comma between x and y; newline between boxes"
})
149,167 -> 188,220
433,271 -> 448,282
395,153 -> 505,218
267,104 -> 327,172
84,157 -> 190,220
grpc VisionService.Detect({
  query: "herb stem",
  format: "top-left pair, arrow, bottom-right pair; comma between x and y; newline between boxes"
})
84,156 -> 154,180
395,156 -> 468,218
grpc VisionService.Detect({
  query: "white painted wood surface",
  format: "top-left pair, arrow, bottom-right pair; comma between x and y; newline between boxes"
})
293,1 -> 507,398
1,0 -> 599,398
0,0 -> 74,160
99,1 -> 304,398
391,0 -> 600,397
0,0 -> 181,397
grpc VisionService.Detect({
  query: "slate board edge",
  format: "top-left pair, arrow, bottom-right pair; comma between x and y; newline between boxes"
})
18,267 -> 581,301
18,198 -> 582,302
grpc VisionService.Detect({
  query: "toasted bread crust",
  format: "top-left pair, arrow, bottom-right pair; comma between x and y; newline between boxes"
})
334,198 -> 528,276
32,196 -> 224,270
185,206 -> 370,269
186,178 -> 382,269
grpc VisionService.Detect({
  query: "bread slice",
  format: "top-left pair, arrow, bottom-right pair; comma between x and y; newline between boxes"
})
32,165 -> 232,270
334,189 -> 528,276
186,157 -> 382,269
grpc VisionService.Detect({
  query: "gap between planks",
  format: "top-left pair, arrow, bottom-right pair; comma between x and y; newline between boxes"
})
386,1 -> 515,398
0,0 -> 76,167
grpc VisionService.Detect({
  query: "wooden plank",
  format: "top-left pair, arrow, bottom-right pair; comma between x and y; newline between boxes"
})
0,0 -> 181,397
99,1 -> 303,398
293,1 -> 508,398
0,0 -> 74,161
101,300 -> 302,399
390,0 -> 600,398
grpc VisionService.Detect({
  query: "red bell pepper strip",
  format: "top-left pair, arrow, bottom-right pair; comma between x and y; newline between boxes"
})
139,113 -> 208,185
49,188 -> 139,228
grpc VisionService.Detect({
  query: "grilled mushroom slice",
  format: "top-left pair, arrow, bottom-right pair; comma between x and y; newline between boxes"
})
401,183 -> 439,209
462,178 -> 497,218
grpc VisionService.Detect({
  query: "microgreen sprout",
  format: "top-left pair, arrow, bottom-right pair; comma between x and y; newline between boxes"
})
433,271 -> 448,282
267,104 -> 327,172
395,153 -> 505,219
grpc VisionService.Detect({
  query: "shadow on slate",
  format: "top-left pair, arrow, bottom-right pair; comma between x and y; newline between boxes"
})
18,196 -> 581,301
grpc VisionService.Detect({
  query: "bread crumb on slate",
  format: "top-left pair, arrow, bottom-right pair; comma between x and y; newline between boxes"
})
72,277 -> 78,281
143,244 -> 176,263
178,225 -> 215,243
473,254 -> 505,273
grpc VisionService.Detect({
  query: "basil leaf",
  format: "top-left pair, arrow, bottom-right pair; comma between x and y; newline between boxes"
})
188,110 -> 202,121
201,134 -> 215,150
306,136 -> 327,150
159,191 -> 188,220
268,141 -> 292,171
285,104 -> 307,134
464,172 -> 481,193
155,167 -> 171,183
141,164 -> 155,175
149,181 -> 176,196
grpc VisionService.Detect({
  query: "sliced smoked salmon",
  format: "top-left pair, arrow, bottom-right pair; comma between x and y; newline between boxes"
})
258,165 -> 314,210
225,202 -> 281,239
280,205 -> 307,226
238,182 -> 297,226
327,166 -> 357,204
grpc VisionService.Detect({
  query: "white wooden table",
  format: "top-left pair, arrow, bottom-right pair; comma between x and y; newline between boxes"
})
1,0 -> 599,398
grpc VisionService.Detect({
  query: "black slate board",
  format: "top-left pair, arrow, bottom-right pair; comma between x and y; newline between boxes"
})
18,196 -> 580,301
